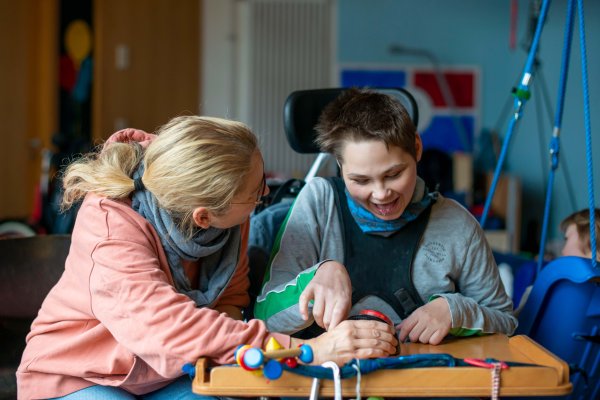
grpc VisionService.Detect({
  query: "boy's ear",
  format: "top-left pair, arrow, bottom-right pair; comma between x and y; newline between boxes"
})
415,133 -> 423,162
192,207 -> 211,229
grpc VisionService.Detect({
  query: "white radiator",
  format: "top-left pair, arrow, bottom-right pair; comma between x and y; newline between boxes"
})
236,0 -> 336,179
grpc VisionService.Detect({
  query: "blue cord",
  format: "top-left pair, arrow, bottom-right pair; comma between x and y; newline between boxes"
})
480,0 -> 551,229
537,0 -> 575,274
481,117 -> 518,229
538,164 -> 556,274
553,0 -> 575,127
577,0 -> 597,269
519,0 -> 552,90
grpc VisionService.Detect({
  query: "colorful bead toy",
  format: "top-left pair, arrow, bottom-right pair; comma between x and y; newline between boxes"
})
234,339 -> 313,380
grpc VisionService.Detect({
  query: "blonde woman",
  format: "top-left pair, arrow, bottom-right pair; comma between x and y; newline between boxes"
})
17,116 -> 397,400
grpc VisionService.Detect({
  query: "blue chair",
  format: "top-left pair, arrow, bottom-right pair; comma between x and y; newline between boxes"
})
493,251 -> 538,306
516,256 -> 600,399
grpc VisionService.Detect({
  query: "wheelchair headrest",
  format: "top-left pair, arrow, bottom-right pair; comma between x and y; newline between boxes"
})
283,87 -> 419,154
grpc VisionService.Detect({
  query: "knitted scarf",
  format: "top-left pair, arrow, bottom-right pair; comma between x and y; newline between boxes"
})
131,164 -> 241,307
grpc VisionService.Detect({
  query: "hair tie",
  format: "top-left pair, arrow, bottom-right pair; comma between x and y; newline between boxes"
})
134,177 -> 146,192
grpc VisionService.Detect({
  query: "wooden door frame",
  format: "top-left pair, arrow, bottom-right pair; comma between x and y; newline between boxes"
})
35,0 -> 59,154
0,0 -> 58,220
30,0 -> 59,222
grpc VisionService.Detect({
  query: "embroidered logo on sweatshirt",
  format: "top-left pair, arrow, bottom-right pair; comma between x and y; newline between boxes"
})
423,241 -> 446,263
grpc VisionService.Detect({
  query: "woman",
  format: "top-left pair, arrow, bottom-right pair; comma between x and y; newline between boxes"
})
17,116 -> 396,399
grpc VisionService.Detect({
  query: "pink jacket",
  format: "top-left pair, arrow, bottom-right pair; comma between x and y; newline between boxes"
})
17,129 -> 290,399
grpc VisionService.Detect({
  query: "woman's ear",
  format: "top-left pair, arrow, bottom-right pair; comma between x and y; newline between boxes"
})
192,207 -> 211,229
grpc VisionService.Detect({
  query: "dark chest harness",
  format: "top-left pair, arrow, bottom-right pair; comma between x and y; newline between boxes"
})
328,176 -> 432,320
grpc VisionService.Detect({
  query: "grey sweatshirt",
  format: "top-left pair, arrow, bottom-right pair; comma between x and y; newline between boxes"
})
255,177 -> 517,337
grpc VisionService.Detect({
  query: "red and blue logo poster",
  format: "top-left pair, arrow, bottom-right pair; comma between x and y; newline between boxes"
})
339,66 -> 479,154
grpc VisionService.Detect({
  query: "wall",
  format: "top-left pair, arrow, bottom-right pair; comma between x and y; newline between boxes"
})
202,0 -> 337,178
201,0 -> 237,118
338,0 -> 600,246
201,0 -> 599,246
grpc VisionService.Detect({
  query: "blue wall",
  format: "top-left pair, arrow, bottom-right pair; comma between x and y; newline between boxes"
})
338,0 -> 600,248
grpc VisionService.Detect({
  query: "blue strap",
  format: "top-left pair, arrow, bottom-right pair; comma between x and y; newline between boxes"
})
279,354 -> 536,380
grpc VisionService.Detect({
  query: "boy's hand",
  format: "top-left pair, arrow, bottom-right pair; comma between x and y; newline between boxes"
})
396,297 -> 451,345
299,261 -> 352,331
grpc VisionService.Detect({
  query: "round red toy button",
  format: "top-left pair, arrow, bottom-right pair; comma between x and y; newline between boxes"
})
359,309 -> 393,325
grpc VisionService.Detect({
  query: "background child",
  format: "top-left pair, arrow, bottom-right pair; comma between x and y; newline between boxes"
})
514,207 -> 600,315
560,208 -> 600,259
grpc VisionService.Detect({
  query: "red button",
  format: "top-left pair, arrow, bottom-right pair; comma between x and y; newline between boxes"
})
359,309 -> 392,325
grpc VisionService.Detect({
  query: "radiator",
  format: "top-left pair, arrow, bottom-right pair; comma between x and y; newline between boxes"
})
238,0 -> 335,179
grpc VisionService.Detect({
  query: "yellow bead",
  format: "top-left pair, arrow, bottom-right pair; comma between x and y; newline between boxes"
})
265,337 -> 283,352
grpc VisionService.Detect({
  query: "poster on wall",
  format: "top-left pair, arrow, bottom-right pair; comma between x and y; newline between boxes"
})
338,65 -> 480,154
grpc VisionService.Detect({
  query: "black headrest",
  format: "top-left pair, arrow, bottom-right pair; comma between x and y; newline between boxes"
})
283,87 -> 419,154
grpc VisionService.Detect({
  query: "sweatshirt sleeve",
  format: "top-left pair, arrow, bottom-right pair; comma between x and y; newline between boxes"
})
213,219 -> 251,309
88,231 -> 289,379
254,178 -> 345,334
433,221 -> 518,336
104,128 -> 156,148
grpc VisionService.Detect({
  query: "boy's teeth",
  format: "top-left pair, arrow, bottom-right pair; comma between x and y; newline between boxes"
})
375,202 -> 395,215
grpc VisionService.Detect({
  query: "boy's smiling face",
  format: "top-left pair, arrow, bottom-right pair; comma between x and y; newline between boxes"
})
340,136 -> 421,221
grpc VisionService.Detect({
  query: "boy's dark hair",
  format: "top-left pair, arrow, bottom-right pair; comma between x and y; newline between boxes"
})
314,88 -> 417,162
559,208 -> 600,253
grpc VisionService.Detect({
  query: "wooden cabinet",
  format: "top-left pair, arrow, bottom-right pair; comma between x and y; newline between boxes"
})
0,0 -> 58,220
93,0 -> 200,141
484,173 -> 522,253
0,0 -> 201,222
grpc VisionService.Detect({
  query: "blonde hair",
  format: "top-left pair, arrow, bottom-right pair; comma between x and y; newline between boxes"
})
62,115 -> 258,236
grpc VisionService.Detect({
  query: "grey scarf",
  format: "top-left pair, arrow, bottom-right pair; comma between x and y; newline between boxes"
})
131,165 -> 241,307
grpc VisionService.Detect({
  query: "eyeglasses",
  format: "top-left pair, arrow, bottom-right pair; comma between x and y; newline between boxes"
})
230,173 -> 267,206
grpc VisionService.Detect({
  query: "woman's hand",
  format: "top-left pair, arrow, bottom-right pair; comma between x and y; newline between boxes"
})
396,297 -> 451,345
300,319 -> 398,366
299,261 -> 352,330
213,305 -> 244,320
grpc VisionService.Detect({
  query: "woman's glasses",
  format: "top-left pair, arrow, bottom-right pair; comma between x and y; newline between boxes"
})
230,173 -> 266,206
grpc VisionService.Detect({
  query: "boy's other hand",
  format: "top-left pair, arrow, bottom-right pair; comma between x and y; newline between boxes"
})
396,297 -> 451,345
299,260 -> 352,331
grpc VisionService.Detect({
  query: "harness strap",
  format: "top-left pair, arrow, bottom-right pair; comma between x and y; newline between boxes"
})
328,177 -> 430,320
